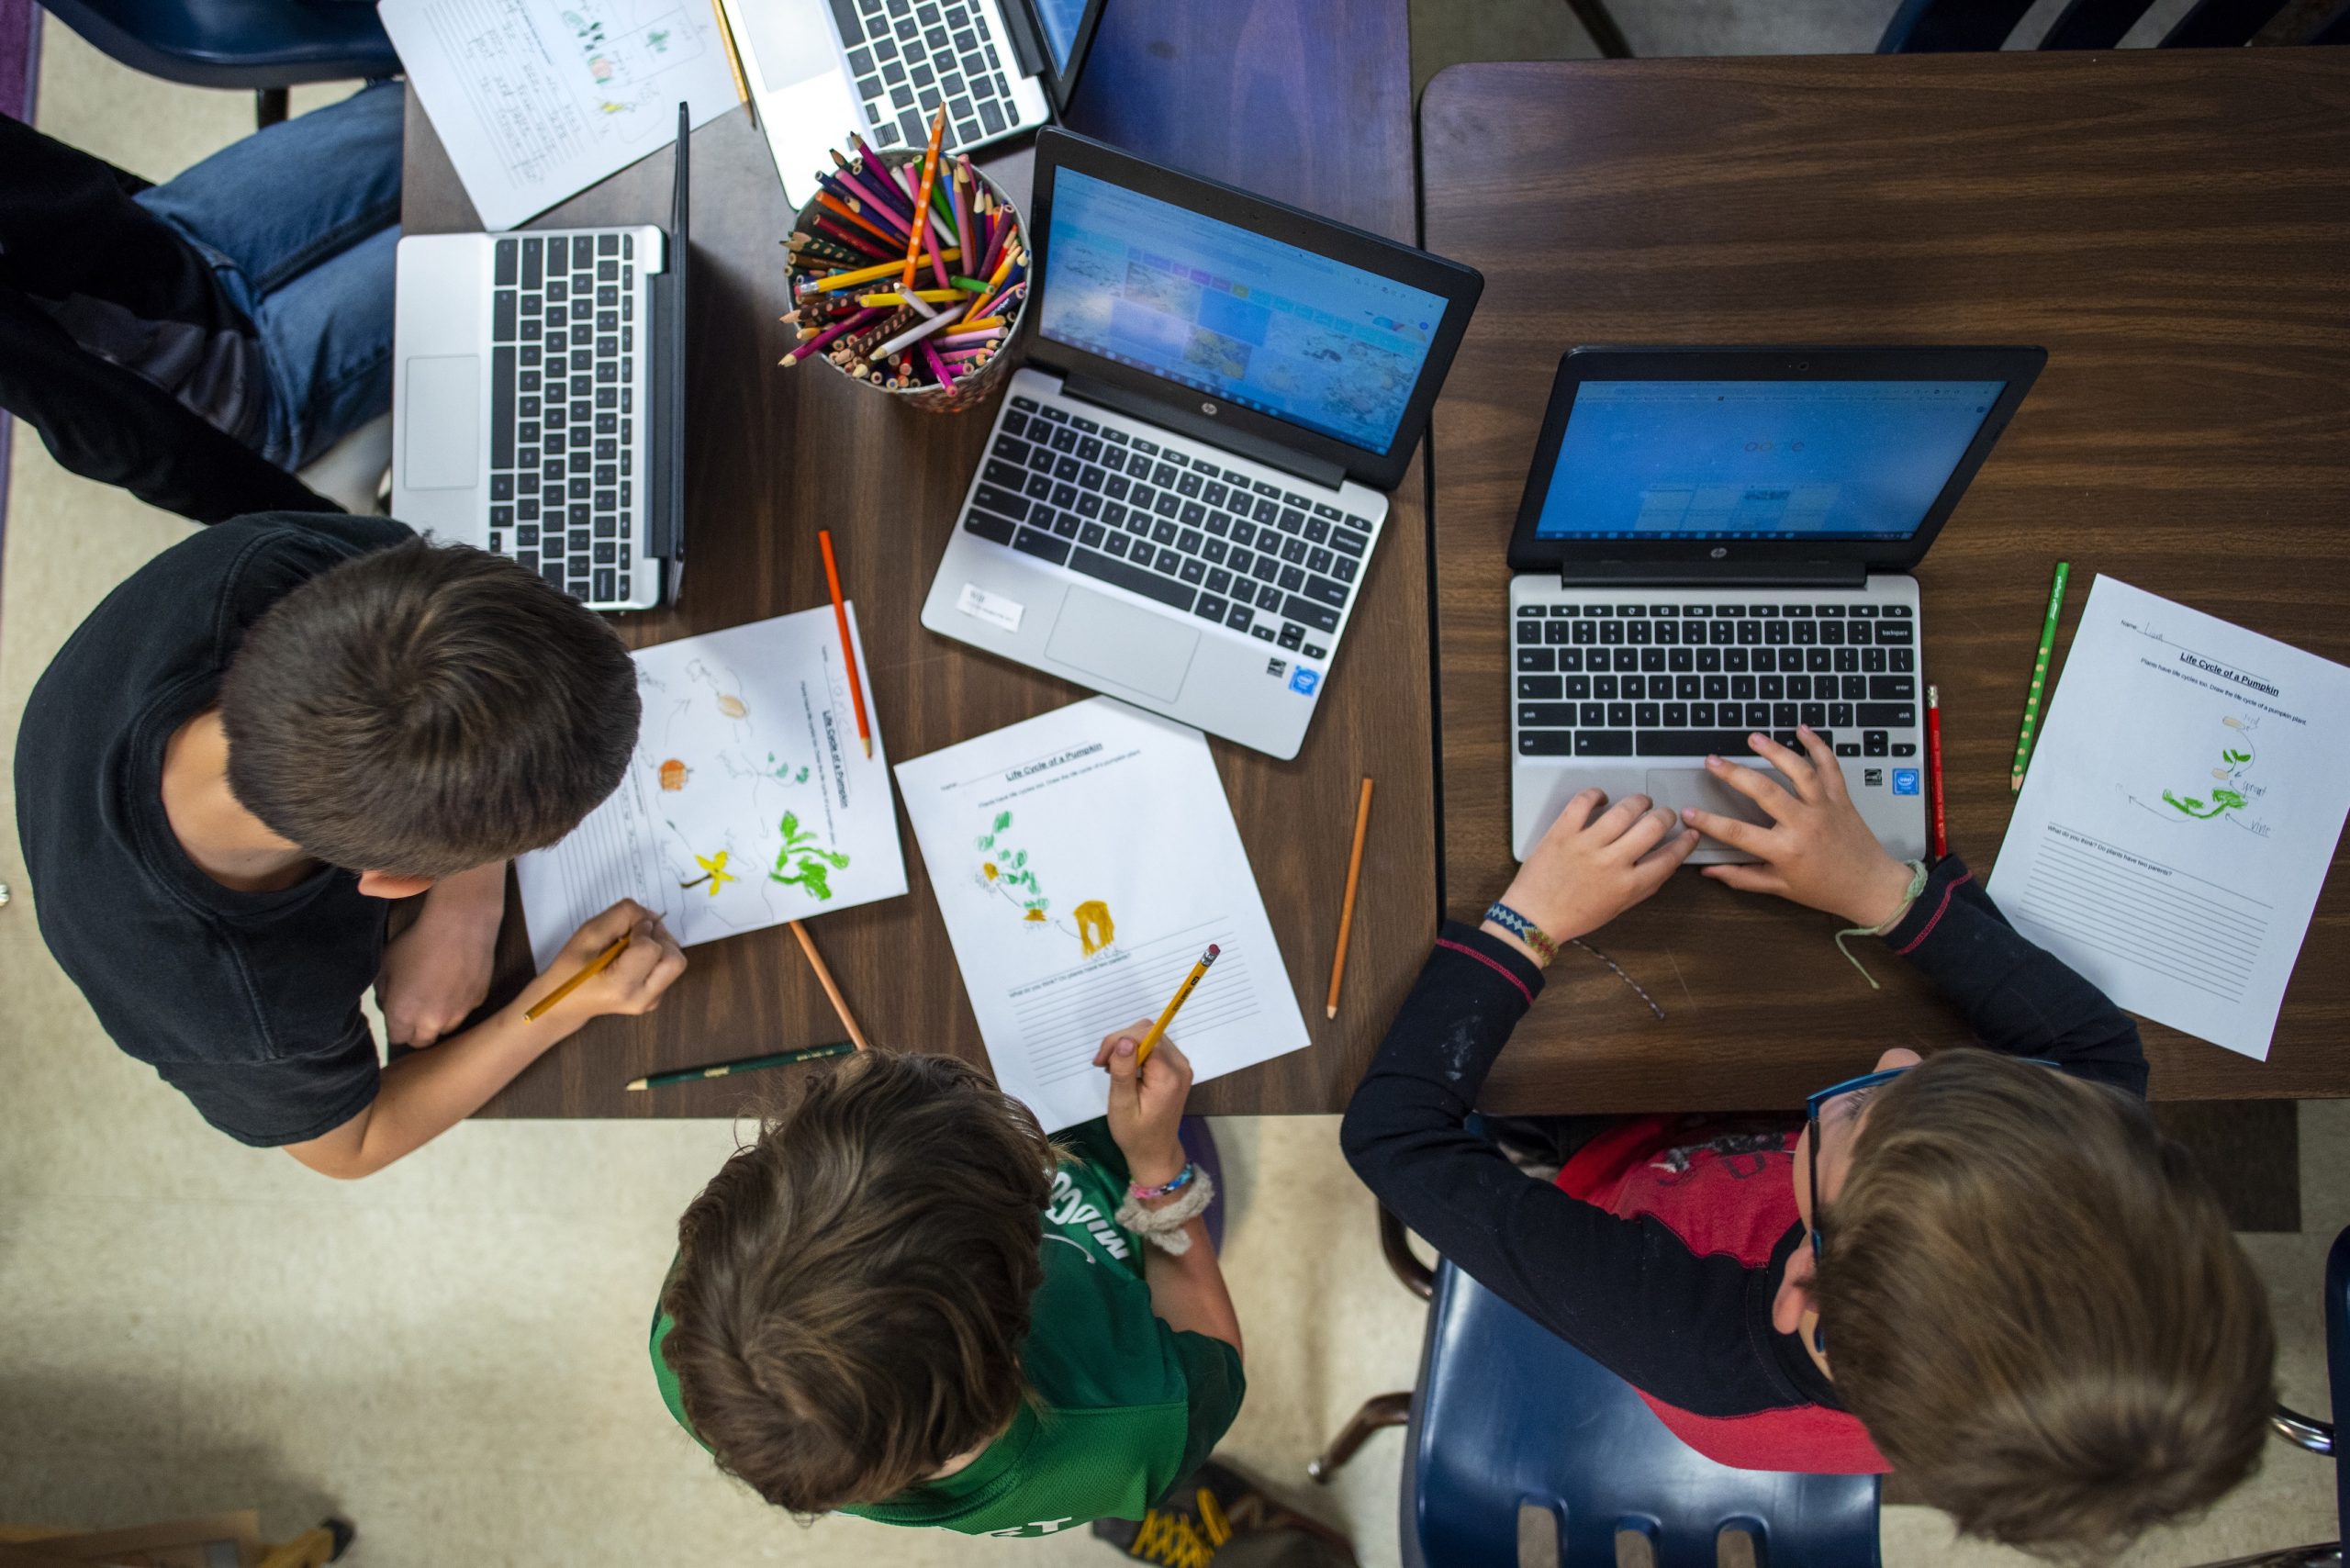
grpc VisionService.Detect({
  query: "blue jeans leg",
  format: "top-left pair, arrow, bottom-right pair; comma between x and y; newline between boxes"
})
135,81 -> 405,469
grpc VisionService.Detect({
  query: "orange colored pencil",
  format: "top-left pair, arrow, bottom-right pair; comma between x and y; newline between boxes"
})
817,528 -> 873,758
1325,777 -> 1374,1019
901,106 -> 947,289
817,191 -> 898,249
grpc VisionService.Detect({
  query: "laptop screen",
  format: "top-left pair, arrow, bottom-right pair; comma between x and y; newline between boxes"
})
1035,167 -> 1451,453
1034,0 -> 1089,71
1531,379 -> 2006,542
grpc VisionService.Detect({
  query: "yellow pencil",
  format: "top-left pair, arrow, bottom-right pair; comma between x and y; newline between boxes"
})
1134,944 -> 1220,1068
1325,777 -> 1374,1019
524,934 -> 630,1022
811,249 -> 962,293
857,289 -> 966,307
706,0 -> 754,123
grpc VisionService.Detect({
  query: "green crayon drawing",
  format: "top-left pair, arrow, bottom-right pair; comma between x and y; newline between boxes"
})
768,811 -> 850,900
976,810 -> 1048,918
2160,716 -> 2257,823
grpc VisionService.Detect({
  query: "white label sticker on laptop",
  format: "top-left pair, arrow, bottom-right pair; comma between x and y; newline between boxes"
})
957,583 -> 1024,633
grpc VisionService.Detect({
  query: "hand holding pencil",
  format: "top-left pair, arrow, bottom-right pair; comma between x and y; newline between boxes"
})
1095,1020 -> 1194,1190
520,900 -> 688,1025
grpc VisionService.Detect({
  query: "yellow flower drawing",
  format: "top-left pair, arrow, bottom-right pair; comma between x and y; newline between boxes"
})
683,849 -> 736,896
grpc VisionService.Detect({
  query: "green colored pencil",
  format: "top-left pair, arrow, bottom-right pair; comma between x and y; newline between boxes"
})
2010,560 -> 2071,791
627,1041 -> 856,1091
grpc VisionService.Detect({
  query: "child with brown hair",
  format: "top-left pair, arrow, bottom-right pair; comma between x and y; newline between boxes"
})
1343,727 -> 2276,1562
650,1030 -> 1245,1539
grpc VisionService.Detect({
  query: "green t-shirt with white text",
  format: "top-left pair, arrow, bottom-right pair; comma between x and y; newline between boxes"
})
650,1132 -> 1243,1538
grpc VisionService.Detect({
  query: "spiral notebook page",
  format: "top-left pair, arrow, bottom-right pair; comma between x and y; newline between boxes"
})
896,698 -> 1310,1131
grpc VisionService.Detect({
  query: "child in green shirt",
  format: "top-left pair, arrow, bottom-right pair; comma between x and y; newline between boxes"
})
651,1030 -> 1244,1538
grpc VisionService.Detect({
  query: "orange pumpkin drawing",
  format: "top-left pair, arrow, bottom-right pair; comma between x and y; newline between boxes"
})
658,758 -> 689,791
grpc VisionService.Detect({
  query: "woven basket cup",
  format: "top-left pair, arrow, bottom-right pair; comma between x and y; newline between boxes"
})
788,149 -> 1026,414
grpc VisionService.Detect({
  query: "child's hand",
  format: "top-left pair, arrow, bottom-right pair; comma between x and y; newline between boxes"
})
1495,789 -> 1697,946
1095,1022 -> 1192,1189
521,900 -> 689,1023
1683,727 -> 1920,926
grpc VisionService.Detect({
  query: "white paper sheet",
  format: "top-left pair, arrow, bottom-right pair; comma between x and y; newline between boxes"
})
378,0 -> 740,230
517,606 -> 907,967
1987,577 -> 2350,1060
895,698 -> 1311,1131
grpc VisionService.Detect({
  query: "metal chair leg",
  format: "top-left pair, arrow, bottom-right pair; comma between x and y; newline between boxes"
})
1307,1391 -> 1412,1483
256,87 -> 289,128
1563,0 -> 1633,57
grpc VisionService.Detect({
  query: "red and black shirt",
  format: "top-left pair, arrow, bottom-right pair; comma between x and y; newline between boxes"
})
1339,857 -> 2147,1474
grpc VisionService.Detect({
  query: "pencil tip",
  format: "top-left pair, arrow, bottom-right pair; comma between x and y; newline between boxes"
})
626,1080 -> 647,1091
863,737 -> 874,758
1325,1005 -> 1337,1020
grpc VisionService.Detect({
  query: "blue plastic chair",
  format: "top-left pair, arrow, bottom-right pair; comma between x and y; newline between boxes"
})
36,0 -> 397,124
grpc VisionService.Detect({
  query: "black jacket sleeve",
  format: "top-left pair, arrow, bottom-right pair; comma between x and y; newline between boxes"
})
1338,925 -> 1807,1418
1884,857 -> 2148,1098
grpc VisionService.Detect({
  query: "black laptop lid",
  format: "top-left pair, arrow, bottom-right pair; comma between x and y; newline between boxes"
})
1028,128 -> 1483,493
1506,346 -> 2045,577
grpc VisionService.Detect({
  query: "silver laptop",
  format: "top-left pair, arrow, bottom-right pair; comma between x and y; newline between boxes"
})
722,0 -> 1105,207
390,107 -> 691,611
1507,346 -> 2045,863
922,129 -> 1483,760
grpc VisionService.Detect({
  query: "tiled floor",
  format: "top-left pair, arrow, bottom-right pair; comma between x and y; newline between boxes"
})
1,10 -> 2339,1566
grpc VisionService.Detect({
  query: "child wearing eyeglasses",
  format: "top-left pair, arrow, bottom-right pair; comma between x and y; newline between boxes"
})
1342,726 -> 2275,1563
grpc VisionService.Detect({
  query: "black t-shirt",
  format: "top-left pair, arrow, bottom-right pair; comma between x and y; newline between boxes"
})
16,510 -> 417,1146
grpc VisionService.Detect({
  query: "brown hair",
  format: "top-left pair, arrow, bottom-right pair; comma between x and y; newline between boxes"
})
1816,1049 -> 2276,1563
218,537 -> 638,877
658,1051 -> 1056,1514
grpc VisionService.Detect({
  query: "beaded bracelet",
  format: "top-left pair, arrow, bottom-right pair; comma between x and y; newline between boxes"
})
1483,901 -> 1558,967
1128,1163 -> 1197,1202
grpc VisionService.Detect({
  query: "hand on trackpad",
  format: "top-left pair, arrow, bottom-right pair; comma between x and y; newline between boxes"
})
1644,765 -> 1787,835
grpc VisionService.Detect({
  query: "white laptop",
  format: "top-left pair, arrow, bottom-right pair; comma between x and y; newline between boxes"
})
922,129 -> 1483,760
722,0 -> 1106,207
390,107 -> 692,612
1506,346 -> 2045,862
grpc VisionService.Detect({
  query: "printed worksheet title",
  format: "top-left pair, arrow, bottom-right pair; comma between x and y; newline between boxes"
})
1005,744 -> 1105,782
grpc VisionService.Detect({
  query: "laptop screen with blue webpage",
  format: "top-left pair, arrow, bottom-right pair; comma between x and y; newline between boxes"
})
1532,379 -> 2007,541
1033,0 -> 1088,69
1036,168 -> 1450,452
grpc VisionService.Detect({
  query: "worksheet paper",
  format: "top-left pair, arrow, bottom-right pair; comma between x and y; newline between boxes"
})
516,607 -> 907,968
1987,577 -> 2350,1060
895,699 -> 1311,1132
378,0 -> 740,230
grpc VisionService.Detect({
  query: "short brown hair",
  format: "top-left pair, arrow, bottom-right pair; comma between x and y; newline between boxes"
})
219,537 -> 637,876
659,1051 -> 1055,1513
1816,1049 -> 2275,1563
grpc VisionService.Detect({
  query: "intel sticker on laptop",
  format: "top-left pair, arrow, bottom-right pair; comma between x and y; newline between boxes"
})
1289,667 -> 1321,697
1892,767 -> 1920,796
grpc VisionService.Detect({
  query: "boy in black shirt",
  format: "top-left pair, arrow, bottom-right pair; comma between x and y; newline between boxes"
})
15,512 -> 687,1176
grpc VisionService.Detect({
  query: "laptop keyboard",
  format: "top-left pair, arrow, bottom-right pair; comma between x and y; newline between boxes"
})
1514,600 -> 1919,759
962,393 -> 1375,656
487,233 -> 639,606
830,0 -> 1013,151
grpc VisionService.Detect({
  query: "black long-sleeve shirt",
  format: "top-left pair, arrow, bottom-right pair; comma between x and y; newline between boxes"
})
1340,857 -> 2146,1471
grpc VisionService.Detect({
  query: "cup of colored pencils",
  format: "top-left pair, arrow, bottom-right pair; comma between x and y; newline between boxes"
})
779,113 -> 1029,414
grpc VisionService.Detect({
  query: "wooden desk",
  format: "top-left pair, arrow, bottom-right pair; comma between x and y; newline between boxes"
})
401,0 -> 1425,1118
1422,51 -> 2350,1111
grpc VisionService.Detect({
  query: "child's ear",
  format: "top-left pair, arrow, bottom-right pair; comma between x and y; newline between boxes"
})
1773,1244 -> 1818,1338
357,870 -> 436,899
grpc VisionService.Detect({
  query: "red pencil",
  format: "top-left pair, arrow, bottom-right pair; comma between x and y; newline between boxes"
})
817,530 -> 874,758
1925,683 -> 1947,860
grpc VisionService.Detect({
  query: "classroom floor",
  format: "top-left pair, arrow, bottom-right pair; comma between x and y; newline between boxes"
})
0,6 -> 2333,1564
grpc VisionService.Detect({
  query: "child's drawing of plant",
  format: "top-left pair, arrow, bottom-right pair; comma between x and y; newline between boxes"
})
2160,716 -> 2258,823
768,811 -> 849,900
976,809 -> 1050,918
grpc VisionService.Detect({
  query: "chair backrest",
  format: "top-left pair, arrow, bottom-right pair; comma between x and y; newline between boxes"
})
1403,1260 -> 1882,1568
1877,0 -> 2348,51
36,0 -> 398,89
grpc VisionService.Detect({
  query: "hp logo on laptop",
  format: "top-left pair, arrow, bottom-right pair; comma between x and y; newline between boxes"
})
1202,401 -> 1219,415
1711,546 -> 1728,558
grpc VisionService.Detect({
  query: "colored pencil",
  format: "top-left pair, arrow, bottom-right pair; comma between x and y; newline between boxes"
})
858,289 -> 967,308
877,304 -> 980,357
1134,945 -> 1220,1069
628,1041 -> 856,1092
817,527 -> 873,758
2011,561 -> 2070,790
707,0 -> 754,123
1925,685 -> 1947,860
816,191 -> 902,249
901,107 -> 947,288
934,326 -> 1004,348
781,307 -> 888,364
952,156 -> 977,274
524,934 -> 630,1022
811,250 -> 960,292
789,920 -> 870,1050
920,337 -> 956,387
1325,777 -> 1374,1019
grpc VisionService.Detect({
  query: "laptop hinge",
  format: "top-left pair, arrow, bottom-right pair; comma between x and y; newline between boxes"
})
1564,559 -> 1867,588
1060,371 -> 1348,493
997,0 -> 1046,80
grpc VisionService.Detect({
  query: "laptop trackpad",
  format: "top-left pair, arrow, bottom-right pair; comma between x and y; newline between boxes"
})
1046,587 -> 1199,702
735,0 -> 840,85
401,356 -> 479,491
1645,767 -> 1785,831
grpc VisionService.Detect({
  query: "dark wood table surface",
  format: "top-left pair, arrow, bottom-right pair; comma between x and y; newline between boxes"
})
401,0 -> 1427,1117
1424,50 -> 2350,1112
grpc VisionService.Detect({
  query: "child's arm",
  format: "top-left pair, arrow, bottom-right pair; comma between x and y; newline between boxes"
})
285,901 -> 688,1178
1685,728 -> 2146,1095
1094,1027 -> 1243,1356
375,858 -> 509,1047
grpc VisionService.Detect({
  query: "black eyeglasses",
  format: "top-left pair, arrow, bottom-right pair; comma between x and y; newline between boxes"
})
1801,1058 -> 2061,1355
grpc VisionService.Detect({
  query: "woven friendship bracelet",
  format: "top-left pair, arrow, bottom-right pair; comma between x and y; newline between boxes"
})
1833,860 -> 1930,991
1483,901 -> 1559,967
1128,1163 -> 1197,1202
